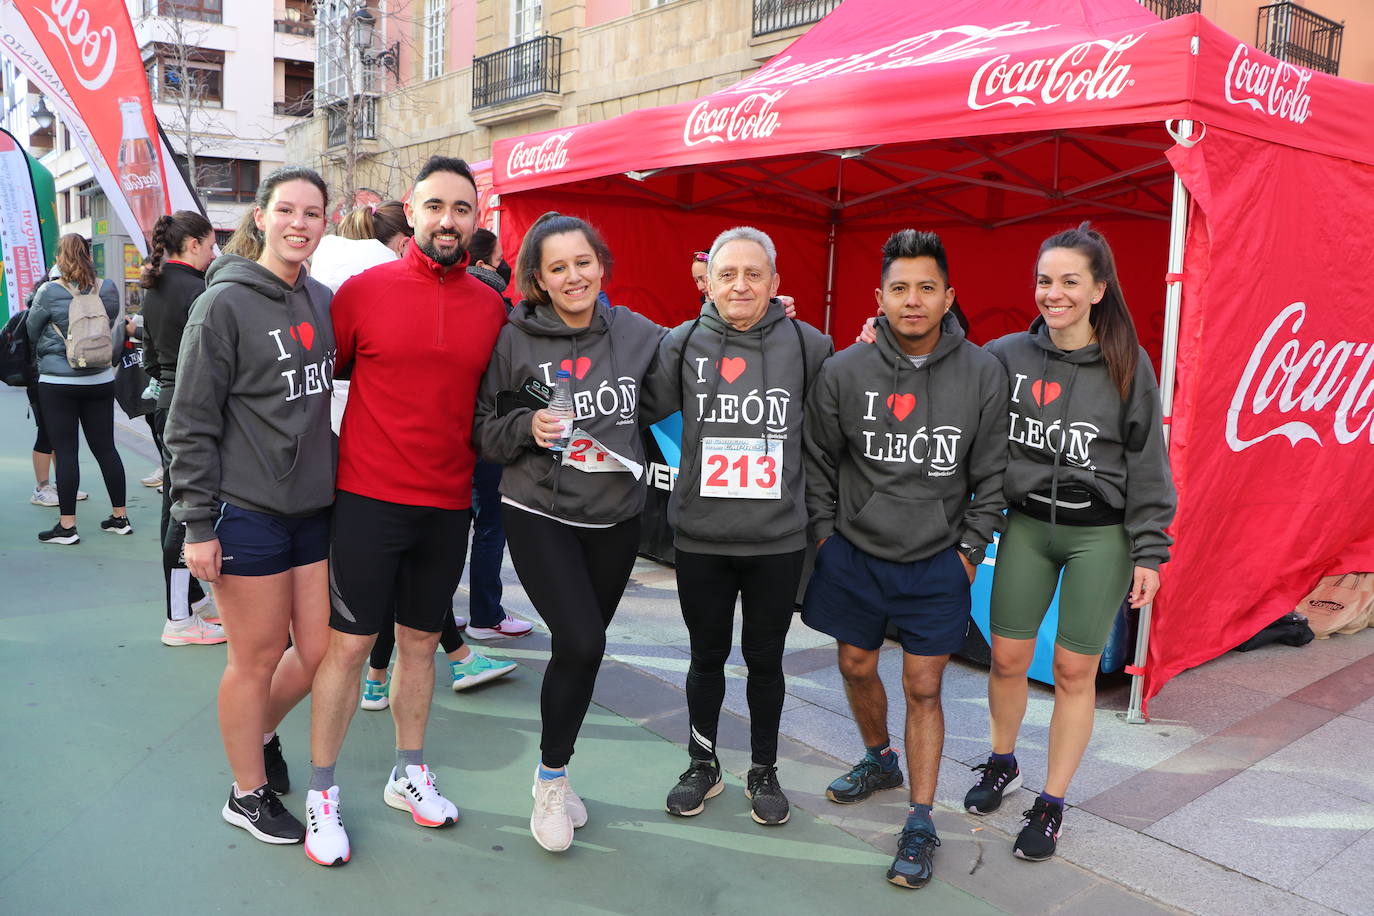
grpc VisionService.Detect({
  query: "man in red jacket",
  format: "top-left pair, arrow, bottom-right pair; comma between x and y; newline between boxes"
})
302,156 -> 508,867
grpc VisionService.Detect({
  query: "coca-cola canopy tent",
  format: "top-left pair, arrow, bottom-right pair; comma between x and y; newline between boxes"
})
488,0 -> 1374,715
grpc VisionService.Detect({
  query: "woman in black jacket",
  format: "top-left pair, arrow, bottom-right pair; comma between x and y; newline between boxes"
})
140,210 -> 219,646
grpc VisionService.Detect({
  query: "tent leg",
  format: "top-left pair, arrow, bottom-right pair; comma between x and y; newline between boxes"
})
1126,122 -> 1192,725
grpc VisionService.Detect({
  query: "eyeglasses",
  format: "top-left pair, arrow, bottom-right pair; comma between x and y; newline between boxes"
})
693,251 -> 709,262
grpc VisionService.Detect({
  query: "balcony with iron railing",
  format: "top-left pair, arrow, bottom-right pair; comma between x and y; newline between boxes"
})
471,35 -> 562,112
275,98 -> 312,117
1137,0 -> 1200,18
1257,1 -> 1343,75
326,96 -> 377,148
752,0 -> 841,38
275,18 -> 313,37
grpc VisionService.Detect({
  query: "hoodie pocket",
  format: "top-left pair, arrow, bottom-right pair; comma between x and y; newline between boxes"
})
847,492 -> 950,551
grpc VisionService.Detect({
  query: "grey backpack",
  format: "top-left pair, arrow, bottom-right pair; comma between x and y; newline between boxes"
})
55,280 -> 115,370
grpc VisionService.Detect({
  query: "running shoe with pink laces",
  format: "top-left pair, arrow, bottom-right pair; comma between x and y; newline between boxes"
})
383,765 -> 459,827
161,616 -> 227,646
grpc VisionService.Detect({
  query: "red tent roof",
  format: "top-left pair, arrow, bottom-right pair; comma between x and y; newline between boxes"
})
493,0 -> 1374,194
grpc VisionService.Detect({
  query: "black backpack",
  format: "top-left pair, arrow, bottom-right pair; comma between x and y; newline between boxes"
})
0,309 -> 36,387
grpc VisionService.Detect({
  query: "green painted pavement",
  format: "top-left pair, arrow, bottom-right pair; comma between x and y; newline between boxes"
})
0,389 -> 1001,915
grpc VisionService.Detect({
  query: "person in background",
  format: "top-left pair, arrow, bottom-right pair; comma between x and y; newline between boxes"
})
167,166 -> 336,847
24,267 -> 89,509
140,210 -> 222,647
690,249 -> 709,304
26,233 -> 130,544
458,227 -> 532,641
963,222 -> 1175,863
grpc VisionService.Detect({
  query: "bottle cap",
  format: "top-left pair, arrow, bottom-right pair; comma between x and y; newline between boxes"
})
555,369 -> 571,378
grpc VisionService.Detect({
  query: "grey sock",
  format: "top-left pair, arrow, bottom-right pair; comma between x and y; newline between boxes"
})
396,748 -> 423,777
308,763 -> 336,793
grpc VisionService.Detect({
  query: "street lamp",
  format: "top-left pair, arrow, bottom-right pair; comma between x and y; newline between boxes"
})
353,7 -> 399,79
31,96 -> 55,130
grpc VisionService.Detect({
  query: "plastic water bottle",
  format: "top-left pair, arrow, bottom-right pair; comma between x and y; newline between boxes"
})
546,369 -> 575,452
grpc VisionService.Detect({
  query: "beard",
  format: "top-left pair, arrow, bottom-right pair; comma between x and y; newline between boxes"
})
419,234 -> 465,266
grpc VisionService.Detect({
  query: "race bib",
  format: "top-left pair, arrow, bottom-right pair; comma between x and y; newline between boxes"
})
699,437 -> 782,499
562,429 -> 634,474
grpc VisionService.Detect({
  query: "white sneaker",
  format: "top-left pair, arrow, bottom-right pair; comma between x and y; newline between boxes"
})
531,765 -> 586,828
192,594 -> 220,624
29,485 -> 57,507
384,765 -> 458,827
466,614 -> 534,640
531,772 -> 575,852
140,466 -> 164,487
161,617 -> 227,646
304,787 -> 351,866
452,612 -> 468,628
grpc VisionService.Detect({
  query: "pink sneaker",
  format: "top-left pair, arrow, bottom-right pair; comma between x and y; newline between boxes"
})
161,617 -> 227,646
465,614 -> 534,640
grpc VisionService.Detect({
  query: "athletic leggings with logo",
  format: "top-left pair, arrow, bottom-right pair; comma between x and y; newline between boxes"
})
677,549 -> 805,768
501,506 -> 641,769
153,408 -> 205,621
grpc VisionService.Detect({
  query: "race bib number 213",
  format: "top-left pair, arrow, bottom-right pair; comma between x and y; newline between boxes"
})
699,437 -> 782,499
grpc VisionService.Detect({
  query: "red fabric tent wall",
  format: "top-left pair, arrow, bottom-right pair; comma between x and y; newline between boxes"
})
491,0 -> 1374,710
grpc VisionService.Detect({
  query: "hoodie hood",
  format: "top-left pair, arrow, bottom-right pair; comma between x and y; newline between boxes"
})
509,299 -> 612,339
697,296 -> 789,337
205,253 -> 311,300
1027,315 -> 1103,364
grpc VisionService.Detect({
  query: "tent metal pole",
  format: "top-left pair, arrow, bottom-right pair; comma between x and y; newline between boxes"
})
823,158 -> 844,335
1126,120 -> 1192,725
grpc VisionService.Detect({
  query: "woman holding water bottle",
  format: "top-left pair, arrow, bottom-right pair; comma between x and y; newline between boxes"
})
475,212 -> 667,853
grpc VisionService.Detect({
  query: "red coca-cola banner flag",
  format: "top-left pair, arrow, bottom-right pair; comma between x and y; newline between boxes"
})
1149,127 -> 1374,702
0,0 -> 201,255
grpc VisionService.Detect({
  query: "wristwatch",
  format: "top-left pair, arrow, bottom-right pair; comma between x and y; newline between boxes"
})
958,542 -> 986,566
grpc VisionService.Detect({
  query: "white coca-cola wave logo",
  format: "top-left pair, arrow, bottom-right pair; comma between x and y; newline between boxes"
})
968,34 -> 1142,110
683,91 -> 785,148
37,0 -> 119,92
734,22 -> 1058,91
1227,302 -> 1374,451
506,131 -> 573,178
120,171 -> 161,192
1224,44 -> 1313,125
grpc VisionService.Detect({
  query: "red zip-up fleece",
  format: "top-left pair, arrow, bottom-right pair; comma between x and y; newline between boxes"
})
332,240 -> 507,509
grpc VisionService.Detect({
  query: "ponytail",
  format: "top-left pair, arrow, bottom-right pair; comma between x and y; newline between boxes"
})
140,214 -> 173,288
140,210 -> 213,288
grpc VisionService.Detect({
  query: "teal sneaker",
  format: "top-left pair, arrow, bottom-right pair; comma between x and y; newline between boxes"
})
451,651 -> 516,691
360,676 -> 389,711
887,825 -> 940,888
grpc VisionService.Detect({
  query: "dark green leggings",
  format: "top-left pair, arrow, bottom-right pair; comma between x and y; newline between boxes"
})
989,510 -> 1133,655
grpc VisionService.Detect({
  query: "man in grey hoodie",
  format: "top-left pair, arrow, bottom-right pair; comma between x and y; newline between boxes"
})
802,229 -> 1008,889
645,226 -> 832,827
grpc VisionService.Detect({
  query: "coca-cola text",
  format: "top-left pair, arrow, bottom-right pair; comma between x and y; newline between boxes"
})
37,0 -> 118,91
1224,44 -> 1313,125
683,91 -> 786,148
967,35 -> 1142,111
1227,302 -> 1374,451
506,132 -> 574,178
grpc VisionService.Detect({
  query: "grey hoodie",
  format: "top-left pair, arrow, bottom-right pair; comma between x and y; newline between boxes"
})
804,312 -> 1009,563
166,255 -> 337,543
475,299 -> 666,525
645,298 -> 832,555
985,318 -> 1175,569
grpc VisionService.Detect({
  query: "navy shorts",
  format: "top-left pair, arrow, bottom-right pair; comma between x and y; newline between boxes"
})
801,532 -> 971,656
213,502 -> 332,577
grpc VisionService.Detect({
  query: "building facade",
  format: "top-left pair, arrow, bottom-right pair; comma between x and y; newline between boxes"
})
285,0 -> 1372,208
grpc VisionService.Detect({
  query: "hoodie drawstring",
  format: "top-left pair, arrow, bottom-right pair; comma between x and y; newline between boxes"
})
1040,348 -> 1080,546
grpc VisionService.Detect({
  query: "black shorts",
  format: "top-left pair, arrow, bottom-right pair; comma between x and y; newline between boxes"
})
214,502 -> 331,577
328,490 -> 471,636
801,533 -> 971,656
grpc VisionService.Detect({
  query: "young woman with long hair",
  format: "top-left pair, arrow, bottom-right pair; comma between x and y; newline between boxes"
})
963,222 -> 1176,862
140,210 -> 221,646
26,233 -> 128,544
165,166 -> 336,846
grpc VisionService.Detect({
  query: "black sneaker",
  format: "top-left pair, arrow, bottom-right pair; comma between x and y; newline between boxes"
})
1013,797 -> 1064,861
825,752 -> 903,804
99,515 -> 132,535
963,756 -> 1023,815
666,758 -> 723,817
264,735 -> 290,795
37,523 -> 79,545
745,765 -> 790,825
887,825 -> 940,888
221,785 -> 305,844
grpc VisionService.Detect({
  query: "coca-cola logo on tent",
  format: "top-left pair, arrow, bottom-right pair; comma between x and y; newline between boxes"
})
967,34 -> 1143,110
1226,302 -> 1374,451
506,131 -> 574,178
36,0 -> 118,90
1224,44 -> 1313,125
683,91 -> 785,148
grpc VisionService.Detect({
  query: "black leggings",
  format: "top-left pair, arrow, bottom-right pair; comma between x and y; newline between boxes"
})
37,382 -> 125,516
502,506 -> 641,769
676,549 -> 804,767
153,408 -> 204,621
369,606 -> 465,671
26,382 -> 51,454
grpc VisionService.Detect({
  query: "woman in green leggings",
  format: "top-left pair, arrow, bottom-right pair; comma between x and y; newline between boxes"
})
962,222 -> 1176,862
